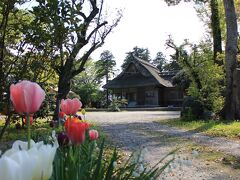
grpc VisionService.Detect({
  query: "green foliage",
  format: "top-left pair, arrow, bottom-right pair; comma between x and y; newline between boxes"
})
51,139 -> 175,180
95,50 -> 116,83
160,118 -> 240,139
172,70 -> 191,89
72,60 -> 104,108
181,97 -> 204,120
121,46 -> 151,70
0,118 -> 54,144
185,43 -> 224,112
152,51 -> 167,72
168,38 -> 224,113
108,99 -> 128,112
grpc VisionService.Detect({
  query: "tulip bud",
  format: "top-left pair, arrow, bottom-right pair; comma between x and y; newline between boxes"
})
57,132 -> 69,146
89,130 -> 99,141
15,122 -> 21,130
49,121 -> 55,128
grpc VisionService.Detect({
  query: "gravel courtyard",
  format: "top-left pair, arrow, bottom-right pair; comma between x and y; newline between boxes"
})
88,111 -> 240,180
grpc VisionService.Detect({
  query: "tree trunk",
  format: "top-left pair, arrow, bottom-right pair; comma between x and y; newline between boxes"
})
53,73 -> 71,121
106,71 -> 109,107
233,69 -> 240,118
0,1 -> 12,102
222,0 -> 239,120
210,0 -> 222,64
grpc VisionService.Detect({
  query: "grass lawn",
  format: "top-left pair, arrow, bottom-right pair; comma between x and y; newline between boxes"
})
0,117 -> 55,148
158,118 -> 240,139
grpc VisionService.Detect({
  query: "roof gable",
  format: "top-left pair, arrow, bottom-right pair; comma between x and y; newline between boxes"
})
103,56 -> 173,89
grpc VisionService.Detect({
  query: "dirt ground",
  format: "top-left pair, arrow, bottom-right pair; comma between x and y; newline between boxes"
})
88,111 -> 240,180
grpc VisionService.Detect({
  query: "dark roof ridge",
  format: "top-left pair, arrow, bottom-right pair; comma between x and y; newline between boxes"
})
133,55 -> 160,72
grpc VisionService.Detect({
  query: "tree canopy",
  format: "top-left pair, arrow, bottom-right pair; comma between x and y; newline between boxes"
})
121,46 -> 151,70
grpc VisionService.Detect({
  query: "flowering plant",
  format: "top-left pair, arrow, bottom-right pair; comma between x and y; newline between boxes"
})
0,80 -> 174,180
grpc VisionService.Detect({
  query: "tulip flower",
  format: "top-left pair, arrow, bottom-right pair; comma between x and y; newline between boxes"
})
64,117 -> 81,130
57,132 -> 69,146
82,121 -> 90,130
89,130 -> 99,141
10,80 -> 45,149
60,98 -> 82,115
1,139 -> 57,180
66,120 -> 88,145
23,116 -> 33,125
59,111 -> 65,119
0,156 -> 26,180
10,80 -> 45,114
28,144 -> 57,180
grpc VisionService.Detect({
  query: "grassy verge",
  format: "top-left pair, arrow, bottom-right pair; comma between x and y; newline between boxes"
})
186,143 -> 240,169
157,118 -> 240,139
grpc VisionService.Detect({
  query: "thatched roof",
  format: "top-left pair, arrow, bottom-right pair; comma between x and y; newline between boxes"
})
103,56 -> 174,89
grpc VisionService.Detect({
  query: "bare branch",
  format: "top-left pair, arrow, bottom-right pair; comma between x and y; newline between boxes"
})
71,42 -> 103,77
86,21 -> 107,42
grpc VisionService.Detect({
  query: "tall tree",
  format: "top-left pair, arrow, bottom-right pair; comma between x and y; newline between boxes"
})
27,0 -> 121,119
121,46 -> 151,70
222,0 -> 240,120
0,0 -> 28,101
152,51 -> 167,71
96,50 -> 116,83
164,0 -> 223,64
96,50 -> 116,106
210,0 -> 223,64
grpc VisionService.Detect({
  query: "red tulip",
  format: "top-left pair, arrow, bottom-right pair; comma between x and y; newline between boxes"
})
82,122 -> 90,130
60,98 -> 82,115
64,117 -> 81,131
66,121 -> 87,145
10,80 -> 45,114
59,111 -> 65,119
23,116 -> 33,125
89,130 -> 99,141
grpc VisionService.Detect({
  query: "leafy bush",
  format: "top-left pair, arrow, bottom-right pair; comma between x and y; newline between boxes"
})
181,97 -> 204,120
171,39 -> 224,114
108,99 -> 128,112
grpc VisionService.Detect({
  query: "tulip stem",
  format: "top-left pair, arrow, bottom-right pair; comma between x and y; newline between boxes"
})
27,114 -> 31,149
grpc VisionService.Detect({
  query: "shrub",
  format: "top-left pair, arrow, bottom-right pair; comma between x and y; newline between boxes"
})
108,99 -> 128,112
181,97 -> 204,120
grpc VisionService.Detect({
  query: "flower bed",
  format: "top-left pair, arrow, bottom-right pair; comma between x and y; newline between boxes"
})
0,80 -> 174,180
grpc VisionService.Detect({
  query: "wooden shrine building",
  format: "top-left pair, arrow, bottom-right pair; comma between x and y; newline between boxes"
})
103,56 -> 183,107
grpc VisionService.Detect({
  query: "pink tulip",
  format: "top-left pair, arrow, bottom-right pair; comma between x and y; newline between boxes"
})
10,80 -> 45,114
89,130 -> 99,141
60,98 -> 82,115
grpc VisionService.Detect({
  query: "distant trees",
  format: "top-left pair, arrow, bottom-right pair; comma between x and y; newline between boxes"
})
96,50 -> 116,106
121,46 -> 151,70
152,52 -> 167,71
96,50 -> 116,84
72,60 -> 104,108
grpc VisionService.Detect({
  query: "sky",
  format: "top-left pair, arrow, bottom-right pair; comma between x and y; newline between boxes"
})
21,0 -> 206,70
91,0 -> 206,70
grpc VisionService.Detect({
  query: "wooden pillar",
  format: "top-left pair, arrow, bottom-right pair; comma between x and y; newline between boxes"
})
121,89 -> 123,99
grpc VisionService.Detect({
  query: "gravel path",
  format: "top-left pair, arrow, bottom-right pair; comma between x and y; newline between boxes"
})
88,111 -> 240,179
